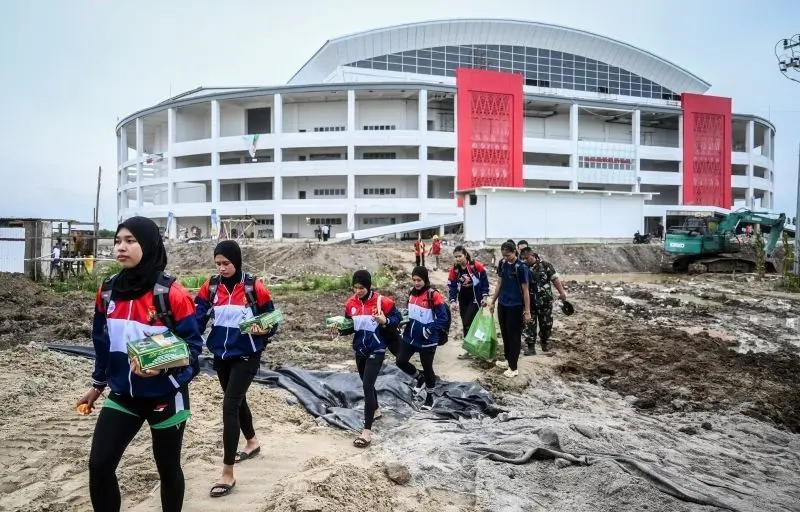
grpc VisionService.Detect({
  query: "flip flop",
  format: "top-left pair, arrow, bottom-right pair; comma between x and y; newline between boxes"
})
234,446 -> 261,463
209,481 -> 236,498
353,436 -> 371,448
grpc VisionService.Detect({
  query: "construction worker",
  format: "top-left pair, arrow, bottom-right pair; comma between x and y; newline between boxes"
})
429,235 -> 442,270
519,247 -> 567,354
413,235 -> 426,268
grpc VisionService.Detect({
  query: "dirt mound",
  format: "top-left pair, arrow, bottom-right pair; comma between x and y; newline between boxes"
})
0,273 -> 92,348
470,244 -> 664,274
554,279 -> 800,432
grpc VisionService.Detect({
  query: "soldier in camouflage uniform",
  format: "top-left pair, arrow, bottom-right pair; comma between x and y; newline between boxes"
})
519,247 -> 567,355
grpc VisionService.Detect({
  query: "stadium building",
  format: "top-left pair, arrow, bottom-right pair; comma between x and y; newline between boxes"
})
116,19 -> 775,241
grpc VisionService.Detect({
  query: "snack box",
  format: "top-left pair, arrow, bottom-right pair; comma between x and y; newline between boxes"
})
239,309 -> 284,334
127,331 -> 190,372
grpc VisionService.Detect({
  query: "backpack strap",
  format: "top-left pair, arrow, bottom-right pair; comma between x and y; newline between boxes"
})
243,273 -> 258,316
99,273 -> 118,313
208,274 -> 221,305
153,271 -> 177,331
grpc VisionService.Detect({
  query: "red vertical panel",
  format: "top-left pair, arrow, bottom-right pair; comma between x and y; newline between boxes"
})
456,68 -> 523,203
681,93 -> 732,208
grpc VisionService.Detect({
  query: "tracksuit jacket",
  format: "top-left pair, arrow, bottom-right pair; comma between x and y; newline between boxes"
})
194,276 -> 277,359
402,288 -> 450,349
447,260 -> 490,304
344,291 -> 402,356
91,283 -> 204,398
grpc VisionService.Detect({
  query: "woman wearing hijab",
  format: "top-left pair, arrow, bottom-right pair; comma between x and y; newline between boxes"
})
398,266 -> 450,410
76,216 -> 204,512
195,240 -> 278,498
341,269 -> 402,448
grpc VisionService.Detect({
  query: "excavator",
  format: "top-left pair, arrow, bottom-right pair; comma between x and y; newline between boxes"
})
663,209 -> 786,273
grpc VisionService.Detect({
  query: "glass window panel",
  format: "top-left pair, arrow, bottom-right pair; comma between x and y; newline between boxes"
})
574,60 -> 586,70
575,82 -> 587,91
586,70 -> 597,79
610,80 -> 620,87
402,63 -> 416,73
487,58 -> 499,68
500,58 -> 513,69
432,59 -> 445,68
487,49 -> 499,59
387,63 -> 402,72
500,51 -> 512,60
499,45 -> 512,53
549,50 -> 561,60
574,55 -> 586,63
372,60 -> 388,71
458,46 -> 472,55
445,61 -> 458,71
418,57 -> 431,67
403,50 -> 417,58
431,50 -> 445,59
371,55 -> 387,63
610,86 -> 621,95
417,65 -> 432,75
540,57 -> 551,65
388,54 -> 402,64
431,67 -> 446,76
444,46 -> 459,54
418,49 -> 431,59
512,45 -> 525,55
488,44 -> 500,51
631,76 -> 642,86
402,56 -> 416,65
586,61 -> 597,71
598,62 -> 609,72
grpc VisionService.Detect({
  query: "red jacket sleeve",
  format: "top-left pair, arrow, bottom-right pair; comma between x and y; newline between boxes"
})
255,279 -> 272,307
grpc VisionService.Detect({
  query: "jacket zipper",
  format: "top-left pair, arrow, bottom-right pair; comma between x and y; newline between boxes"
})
126,300 -> 134,396
221,288 -> 233,358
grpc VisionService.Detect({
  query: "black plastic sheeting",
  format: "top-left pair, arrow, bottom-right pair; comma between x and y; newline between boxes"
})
47,344 -> 502,431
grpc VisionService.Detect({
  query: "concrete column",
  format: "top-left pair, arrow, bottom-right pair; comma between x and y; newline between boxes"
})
119,129 -> 128,166
168,216 -> 178,239
273,176 -> 282,201
633,109 -> 641,192
570,103 -> 579,190
167,108 -> 176,146
348,145 -> 355,161
347,174 -> 355,200
419,174 -> 428,201
439,225 -> 445,237
418,89 -> 428,132
273,213 -> 282,240
747,187 -> 755,209
212,179 -> 220,203
746,120 -> 754,152
347,90 -> 356,131
136,118 -> 143,207
211,100 -> 220,138
678,184 -> 683,206
239,181 -> 246,201
347,211 -> 355,232
273,93 -> 282,134
167,181 -> 174,205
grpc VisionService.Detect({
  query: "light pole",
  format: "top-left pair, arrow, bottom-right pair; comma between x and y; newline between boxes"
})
776,35 -> 800,275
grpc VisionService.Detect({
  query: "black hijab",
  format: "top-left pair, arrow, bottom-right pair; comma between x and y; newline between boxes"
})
410,266 -> 430,297
214,240 -> 243,291
352,270 -> 372,302
111,216 -> 167,301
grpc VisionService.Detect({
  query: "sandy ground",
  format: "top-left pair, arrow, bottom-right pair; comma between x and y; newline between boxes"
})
1,242 -> 799,511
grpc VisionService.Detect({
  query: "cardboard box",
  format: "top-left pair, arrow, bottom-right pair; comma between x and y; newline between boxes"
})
239,309 -> 284,334
127,332 -> 190,371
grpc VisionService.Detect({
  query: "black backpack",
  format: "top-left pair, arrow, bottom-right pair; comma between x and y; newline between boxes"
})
427,288 -> 452,346
207,273 -> 259,318
100,271 -> 177,331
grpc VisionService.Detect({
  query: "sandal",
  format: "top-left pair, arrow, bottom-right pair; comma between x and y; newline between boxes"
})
353,436 -> 371,448
234,446 -> 261,463
209,481 -> 236,498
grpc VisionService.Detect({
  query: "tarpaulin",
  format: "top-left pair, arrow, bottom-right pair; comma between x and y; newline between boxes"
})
47,344 -> 502,431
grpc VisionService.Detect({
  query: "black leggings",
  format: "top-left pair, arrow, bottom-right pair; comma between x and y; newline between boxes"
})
497,304 -> 523,371
356,352 -> 385,429
395,343 -> 436,389
215,354 -> 261,466
89,389 -> 188,512
458,295 -> 481,337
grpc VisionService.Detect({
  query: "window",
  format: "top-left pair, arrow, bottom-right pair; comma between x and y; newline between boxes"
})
256,218 -> 274,225
313,188 -> 346,196
579,156 -> 633,171
309,153 -> 343,160
313,126 -> 345,132
246,108 -> 271,135
363,187 -> 397,196
362,125 -> 397,131
345,45 -> 678,101
307,217 -> 343,225
363,217 -> 397,225
362,152 -> 396,159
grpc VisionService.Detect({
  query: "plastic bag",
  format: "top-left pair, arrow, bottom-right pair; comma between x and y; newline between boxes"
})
462,309 -> 497,360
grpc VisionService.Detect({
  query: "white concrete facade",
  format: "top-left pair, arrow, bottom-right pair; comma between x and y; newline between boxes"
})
116,19 -> 777,240
462,188 -> 652,243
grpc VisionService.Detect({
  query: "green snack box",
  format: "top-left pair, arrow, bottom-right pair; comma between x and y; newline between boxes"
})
325,315 -> 353,334
127,331 -> 190,371
240,309 -> 284,334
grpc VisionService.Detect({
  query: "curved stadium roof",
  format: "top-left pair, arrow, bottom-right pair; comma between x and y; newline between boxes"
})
288,19 -> 710,95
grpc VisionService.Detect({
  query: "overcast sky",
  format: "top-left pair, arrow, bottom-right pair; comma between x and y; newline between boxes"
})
1,0 -> 798,228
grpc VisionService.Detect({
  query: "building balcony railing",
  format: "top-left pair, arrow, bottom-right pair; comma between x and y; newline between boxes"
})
523,165 -> 572,181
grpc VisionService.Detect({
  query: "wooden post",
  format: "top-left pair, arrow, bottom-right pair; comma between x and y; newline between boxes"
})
94,166 -> 102,262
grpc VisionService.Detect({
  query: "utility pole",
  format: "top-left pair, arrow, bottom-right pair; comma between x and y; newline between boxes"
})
776,35 -> 800,274
94,166 -> 102,262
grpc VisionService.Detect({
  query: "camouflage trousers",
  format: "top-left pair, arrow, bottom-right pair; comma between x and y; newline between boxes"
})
524,301 -> 553,346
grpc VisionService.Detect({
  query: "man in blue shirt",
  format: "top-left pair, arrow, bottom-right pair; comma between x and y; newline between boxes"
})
489,240 -> 531,378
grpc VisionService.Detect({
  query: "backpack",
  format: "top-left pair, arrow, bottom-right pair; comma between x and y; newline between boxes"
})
100,271 -> 177,331
428,288 -> 452,346
207,273 -> 259,317
375,294 -> 400,356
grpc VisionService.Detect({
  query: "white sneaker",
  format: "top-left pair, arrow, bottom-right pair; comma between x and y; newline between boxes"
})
503,368 -> 519,378
495,360 -> 509,370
